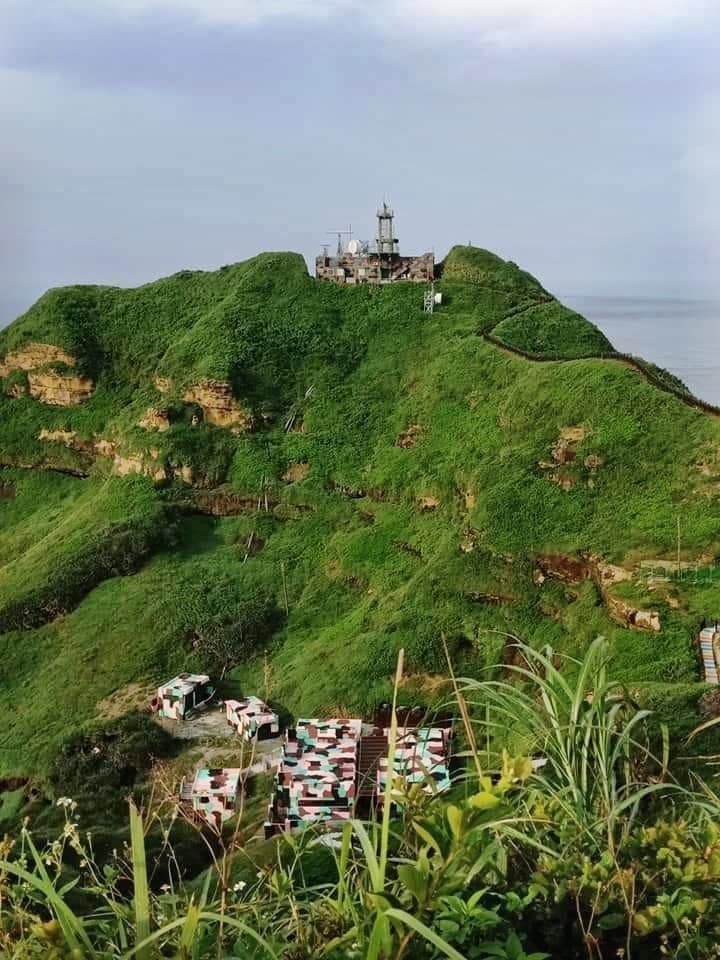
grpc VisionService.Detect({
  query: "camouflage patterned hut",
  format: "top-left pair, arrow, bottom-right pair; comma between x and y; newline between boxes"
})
179,767 -> 241,829
151,673 -> 215,720
266,718 -> 362,833
225,696 -> 279,740
376,727 -> 452,798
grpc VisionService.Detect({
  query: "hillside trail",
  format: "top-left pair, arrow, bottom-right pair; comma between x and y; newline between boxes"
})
480,313 -> 720,420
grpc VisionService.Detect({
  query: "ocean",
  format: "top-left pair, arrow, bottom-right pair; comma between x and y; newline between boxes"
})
564,296 -> 720,407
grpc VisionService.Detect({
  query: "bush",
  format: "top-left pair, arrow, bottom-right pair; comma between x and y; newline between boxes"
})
48,713 -> 176,817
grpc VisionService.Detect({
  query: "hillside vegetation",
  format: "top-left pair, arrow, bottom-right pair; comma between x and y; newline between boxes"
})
1,244 -> 720,799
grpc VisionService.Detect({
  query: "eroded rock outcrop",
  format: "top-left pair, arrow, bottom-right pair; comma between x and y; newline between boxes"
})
0,342 -> 77,376
38,429 -> 193,485
535,553 -> 661,632
112,452 -> 167,483
38,428 -> 79,447
282,461 -> 309,483
183,380 -> 252,431
1,342 -> 94,406
138,407 -> 171,432
605,594 -> 661,633
539,426 -> 602,491
397,424 -> 422,448
27,371 -> 94,406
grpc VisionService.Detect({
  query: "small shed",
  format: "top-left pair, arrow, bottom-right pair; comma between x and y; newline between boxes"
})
180,768 -> 241,828
225,696 -> 279,741
152,673 -> 215,720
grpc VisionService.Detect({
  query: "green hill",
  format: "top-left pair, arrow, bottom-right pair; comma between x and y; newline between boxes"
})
1,244 -> 719,800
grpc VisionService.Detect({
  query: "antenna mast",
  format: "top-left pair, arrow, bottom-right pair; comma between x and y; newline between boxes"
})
326,225 -> 352,256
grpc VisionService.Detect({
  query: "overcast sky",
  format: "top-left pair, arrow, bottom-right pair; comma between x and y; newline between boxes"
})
1,0 -> 720,326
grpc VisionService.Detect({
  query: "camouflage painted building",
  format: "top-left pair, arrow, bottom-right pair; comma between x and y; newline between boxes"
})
376,727 -> 452,797
225,696 -> 279,740
151,673 -> 215,720
179,767 -> 241,829
266,718 -> 362,833
266,717 -> 453,835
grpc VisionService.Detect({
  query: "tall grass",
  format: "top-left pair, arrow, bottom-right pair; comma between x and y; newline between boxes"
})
4,639 -> 720,958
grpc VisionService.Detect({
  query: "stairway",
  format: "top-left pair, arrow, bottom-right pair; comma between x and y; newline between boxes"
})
357,733 -> 388,798
699,625 -> 719,684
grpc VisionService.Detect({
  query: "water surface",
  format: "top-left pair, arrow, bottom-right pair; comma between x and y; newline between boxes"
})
564,296 -> 720,407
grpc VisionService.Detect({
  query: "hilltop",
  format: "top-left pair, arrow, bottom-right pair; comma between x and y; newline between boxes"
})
2,244 -> 720,823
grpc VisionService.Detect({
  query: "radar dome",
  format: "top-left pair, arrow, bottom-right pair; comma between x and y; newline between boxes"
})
347,239 -> 361,256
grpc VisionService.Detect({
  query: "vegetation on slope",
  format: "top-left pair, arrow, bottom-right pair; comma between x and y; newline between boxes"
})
0,245 -> 719,807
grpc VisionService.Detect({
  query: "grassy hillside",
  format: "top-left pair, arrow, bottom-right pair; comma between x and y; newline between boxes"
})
1,245 -> 719,796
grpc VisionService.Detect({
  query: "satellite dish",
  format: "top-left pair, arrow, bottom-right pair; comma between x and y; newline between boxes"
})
347,239 -> 361,256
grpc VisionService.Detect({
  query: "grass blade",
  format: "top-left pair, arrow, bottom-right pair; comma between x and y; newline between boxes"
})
129,800 -> 151,960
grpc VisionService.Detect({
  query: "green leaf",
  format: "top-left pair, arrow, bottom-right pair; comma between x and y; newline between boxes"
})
385,908 -> 467,960
469,791 -> 501,810
447,804 -> 464,839
129,800 -> 151,960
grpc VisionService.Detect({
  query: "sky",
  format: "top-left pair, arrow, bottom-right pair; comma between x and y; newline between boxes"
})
1,0 -> 720,327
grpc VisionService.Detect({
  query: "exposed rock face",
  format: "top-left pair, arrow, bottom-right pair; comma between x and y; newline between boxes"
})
535,552 -> 661,632
5,380 -> 27,398
594,559 -> 633,587
38,429 -> 188,484
94,438 -> 117,458
180,487 -> 273,516
183,380 -> 252,430
417,495 -> 440,511
536,554 -> 593,583
112,453 -> 167,483
172,464 -> 194,484
28,371 -> 94,406
605,594 -> 661,632
38,428 -> 96,460
541,426 -> 589,466
282,461 -> 309,483
38,428 -> 78,447
539,426 -> 603,491
396,424 -> 422,448
0,342 -> 94,406
0,342 -> 76,376
154,376 -> 172,394
138,407 -> 171,432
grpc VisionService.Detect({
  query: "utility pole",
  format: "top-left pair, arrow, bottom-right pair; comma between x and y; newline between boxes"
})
280,561 -> 289,616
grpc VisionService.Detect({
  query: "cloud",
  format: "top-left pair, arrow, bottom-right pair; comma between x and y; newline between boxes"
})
65,0 -> 712,44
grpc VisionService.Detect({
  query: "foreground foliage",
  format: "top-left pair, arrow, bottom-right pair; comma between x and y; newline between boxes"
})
2,640 -> 720,959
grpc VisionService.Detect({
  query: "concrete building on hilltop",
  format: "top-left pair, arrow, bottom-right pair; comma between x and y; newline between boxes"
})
315,203 -> 434,285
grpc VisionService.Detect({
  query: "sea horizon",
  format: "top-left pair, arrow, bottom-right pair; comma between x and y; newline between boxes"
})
562,294 -> 720,407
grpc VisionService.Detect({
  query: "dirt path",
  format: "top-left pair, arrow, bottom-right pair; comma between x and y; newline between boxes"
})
480,330 -> 720,419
